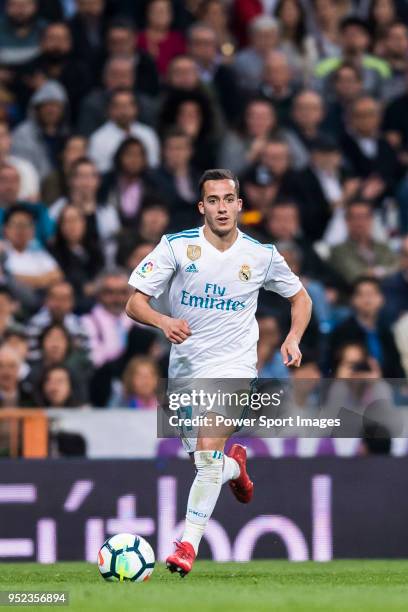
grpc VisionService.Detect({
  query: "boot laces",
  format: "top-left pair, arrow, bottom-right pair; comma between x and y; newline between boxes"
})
174,541 -> 192,560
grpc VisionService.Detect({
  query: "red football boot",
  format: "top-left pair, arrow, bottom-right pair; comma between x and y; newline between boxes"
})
228,444 -> 254,503
166,541 -> 196,577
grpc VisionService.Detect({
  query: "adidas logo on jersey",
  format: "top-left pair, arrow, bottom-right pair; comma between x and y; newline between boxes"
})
185,263 -> 199,273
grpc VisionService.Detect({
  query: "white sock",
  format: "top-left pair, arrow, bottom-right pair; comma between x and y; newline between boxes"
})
222,455 -> 240,485
181,519 -> 205,555
181,450 -> 224,555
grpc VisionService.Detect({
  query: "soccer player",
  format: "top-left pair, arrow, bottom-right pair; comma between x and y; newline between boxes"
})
126,169 -> 312,576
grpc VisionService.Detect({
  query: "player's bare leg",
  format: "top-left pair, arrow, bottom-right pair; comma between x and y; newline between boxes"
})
166,418 -> 253,577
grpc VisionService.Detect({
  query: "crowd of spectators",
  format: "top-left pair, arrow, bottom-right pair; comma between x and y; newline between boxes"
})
0,0 -> 407,418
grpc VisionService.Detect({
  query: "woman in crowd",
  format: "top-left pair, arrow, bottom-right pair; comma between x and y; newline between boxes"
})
138,0 -> 186,76
50,205 -> 104,312
39,364 -> 83,408
274,0 -> 319,81
41,135 -> 87,205
311,0 -> 342,58
109,356 -> 160,409
48,157 -> 121,264
116,199 -> 170,267
159,89 -> 219,172
198,0 -> 237,61
368,0 -> 398,52
152,128 -> 200,231
218,97 -> 282,175
30,323 -> 93,405
99,137 -> 158,227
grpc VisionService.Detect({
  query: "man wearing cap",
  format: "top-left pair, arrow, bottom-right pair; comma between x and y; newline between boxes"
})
11,80 -> 70,179
241,163 -> 278,228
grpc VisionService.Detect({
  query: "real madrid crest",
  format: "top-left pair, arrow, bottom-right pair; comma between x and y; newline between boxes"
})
239,264 -> 251,282
187,245 -> 201,261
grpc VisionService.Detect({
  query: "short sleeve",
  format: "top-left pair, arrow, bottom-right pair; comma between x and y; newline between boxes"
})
263,246 -> 303,298
128,236 -> 176,298
38,251 -> 59,274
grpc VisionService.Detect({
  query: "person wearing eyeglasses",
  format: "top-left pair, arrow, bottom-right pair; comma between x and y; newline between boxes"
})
80,268 -> 133,369
1,204 -> 62,311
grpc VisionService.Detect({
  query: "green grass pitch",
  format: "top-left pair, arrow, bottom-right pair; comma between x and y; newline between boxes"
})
1,561 -> 408,612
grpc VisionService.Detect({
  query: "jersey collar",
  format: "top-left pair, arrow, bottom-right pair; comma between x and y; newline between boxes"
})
199,225 -> 243,255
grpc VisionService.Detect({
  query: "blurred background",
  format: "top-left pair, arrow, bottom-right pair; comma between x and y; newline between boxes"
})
0,0 -> 408,562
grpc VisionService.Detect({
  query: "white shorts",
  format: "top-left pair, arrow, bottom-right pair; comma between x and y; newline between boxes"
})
166,378 -> 258,453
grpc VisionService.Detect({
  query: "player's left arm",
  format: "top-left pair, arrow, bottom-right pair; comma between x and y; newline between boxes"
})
280,288 -> 312,367
262,246 -> 312,367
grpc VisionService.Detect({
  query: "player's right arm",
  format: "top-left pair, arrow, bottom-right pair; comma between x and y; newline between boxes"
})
126,291 -> 191,344
126,235 -> 192,344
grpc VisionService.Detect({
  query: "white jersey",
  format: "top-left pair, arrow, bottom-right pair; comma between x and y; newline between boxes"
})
128,226 -> 303,378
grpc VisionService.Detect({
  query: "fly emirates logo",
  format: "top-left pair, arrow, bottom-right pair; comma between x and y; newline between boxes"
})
180,283 -> 246,312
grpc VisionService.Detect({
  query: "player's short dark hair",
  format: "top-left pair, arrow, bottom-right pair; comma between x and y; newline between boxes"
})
352,275 -> 382,295
199,169 -> 240,199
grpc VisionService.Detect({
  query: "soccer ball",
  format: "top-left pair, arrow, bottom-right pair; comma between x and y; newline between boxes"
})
97,533 -> 155,582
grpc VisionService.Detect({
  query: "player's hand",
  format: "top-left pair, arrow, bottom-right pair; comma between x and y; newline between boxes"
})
281,335 -> 302,367
160,316 -> 192,344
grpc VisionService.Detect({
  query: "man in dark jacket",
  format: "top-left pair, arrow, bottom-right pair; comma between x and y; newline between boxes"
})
261,200 -> 347,291
34,21 -> 93,120
340,95 -> 402,202
187,22 -> 243,124
103,17 -> 159,96
68,0 -> 108,77
77,56 -> 155,136
292,137 -> 349,242
328,276 -> 404,378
